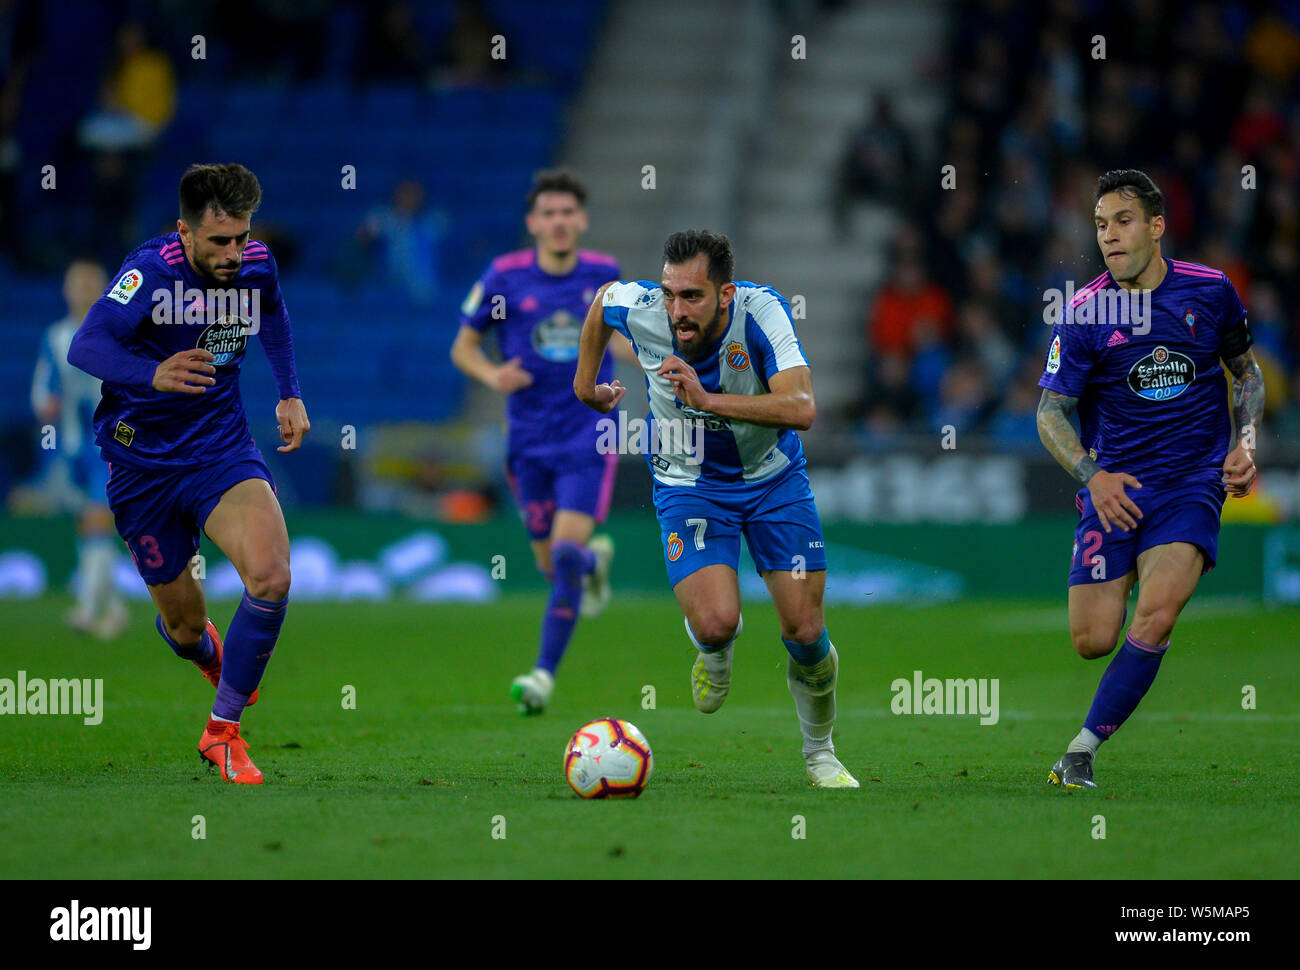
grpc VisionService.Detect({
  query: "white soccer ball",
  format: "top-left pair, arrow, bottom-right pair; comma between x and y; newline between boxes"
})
564,717 -> 654,798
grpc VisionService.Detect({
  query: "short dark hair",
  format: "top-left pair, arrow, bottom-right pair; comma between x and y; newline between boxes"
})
663,229 -> 734,286
1095,169 -> 1164,221
179,163 -> 262,227
526,168 -> 587,210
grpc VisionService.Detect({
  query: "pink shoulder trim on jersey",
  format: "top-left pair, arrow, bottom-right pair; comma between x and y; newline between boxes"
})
1170,259 -> 1223,279
1068,271 -> 1111,308
491,249 -> 536,272
578,249 -> 619,268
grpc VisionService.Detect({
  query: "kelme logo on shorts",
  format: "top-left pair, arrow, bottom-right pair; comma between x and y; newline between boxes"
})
1127,345 -> 1195,401
666,532 -> 684,562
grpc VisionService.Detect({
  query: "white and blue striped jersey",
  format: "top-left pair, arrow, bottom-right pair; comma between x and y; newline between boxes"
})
602,280 -> 810,490
32,316 -> 102,458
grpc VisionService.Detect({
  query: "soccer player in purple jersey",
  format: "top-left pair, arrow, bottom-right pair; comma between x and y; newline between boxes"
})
450,169 -> 635,714
1037,169 -> 1263,789
67,163 -> 310,784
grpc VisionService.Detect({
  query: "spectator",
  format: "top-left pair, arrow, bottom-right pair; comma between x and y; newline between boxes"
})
356,178 -> 448,307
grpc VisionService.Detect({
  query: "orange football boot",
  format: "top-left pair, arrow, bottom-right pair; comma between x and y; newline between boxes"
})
195,619 -> 258,705
198,718 -> 263,784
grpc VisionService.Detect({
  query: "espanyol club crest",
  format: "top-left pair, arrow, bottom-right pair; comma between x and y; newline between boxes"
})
1182,309 -> 1196,340
666,532 -> 684,562
725,341 -> 750,371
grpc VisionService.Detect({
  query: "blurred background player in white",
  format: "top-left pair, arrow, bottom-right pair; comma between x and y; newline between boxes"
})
30,259 -> 128,639
450,169 -> 636,714
574,230 -> 858,788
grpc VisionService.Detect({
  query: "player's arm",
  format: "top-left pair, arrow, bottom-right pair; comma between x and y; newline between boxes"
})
31,332 -> 61,424
258,279 -> 310,453
68,293 -> 216,394
609,332 -> 638,364
449,324 -> 532,393
1037,389 -> 1142,533
1222,348 -> 1263,497
660,356 -> 815,430
574,281 -> 625,413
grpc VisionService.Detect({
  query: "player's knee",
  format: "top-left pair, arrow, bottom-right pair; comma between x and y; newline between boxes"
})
245,559 -> 291,602
1072,627 -> 1119,660
1130,606 -> 1176,646
780,617 -> 824,646
163,613 -> 206,646
692,611 -> 741,649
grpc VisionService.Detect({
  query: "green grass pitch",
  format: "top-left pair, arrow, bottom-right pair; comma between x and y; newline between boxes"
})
1,594 -> 1296,879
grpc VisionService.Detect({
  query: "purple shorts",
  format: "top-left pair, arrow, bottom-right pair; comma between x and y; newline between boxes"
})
1069,478 -> 1225,586
505,449 -> 617,540
106,450 -> 276,586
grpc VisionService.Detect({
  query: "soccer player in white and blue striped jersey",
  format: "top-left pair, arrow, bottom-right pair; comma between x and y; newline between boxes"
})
574,230 -> 857,788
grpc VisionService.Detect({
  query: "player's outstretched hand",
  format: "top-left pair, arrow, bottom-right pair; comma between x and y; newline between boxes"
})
657,355 -> 711,410
590,379 -> 627,414
153,348 -> 216,394
1087,469 -> 1143,533
1222,444 -> 1256,497
276,398 -> 311,453
492,357 -> 534,394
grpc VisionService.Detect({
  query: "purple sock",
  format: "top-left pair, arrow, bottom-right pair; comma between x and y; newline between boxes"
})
156,614 -> 215,665
1084,631 -> 1168,741
212,591 -> 287,722
535,541 -> 594,674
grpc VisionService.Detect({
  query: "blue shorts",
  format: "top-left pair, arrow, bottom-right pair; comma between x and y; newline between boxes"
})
654,468 -> 827,588
105,451 -> 276,586
506,449 -> 618,540
1069,478 -> 1225,586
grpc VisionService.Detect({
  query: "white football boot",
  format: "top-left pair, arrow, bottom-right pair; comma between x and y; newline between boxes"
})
688,615 -> 741,713
804,750 -> 860,788
580,535 -> 615,618
510,667 -> 554,715
789,645 -> 859,788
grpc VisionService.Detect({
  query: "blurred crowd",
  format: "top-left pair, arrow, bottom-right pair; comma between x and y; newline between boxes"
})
840,0 -> 1300,450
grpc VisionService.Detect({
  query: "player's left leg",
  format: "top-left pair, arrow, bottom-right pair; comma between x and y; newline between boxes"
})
201,477 -> 291,733
512,510 -> 597,714
748,470 -> 856,788
763,567 -> 857,788
1053,542 -> 1206,790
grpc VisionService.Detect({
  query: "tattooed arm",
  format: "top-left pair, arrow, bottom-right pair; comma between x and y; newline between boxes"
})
1222,349 -> 1264,497
1036,390 -> 1101,485
1037,389 -> 1143,533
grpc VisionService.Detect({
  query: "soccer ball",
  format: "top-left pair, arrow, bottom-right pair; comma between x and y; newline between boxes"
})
564,717 -> 654,798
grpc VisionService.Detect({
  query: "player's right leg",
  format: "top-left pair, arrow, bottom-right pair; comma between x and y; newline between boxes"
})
655,485 -> 744,713
675,564 -> 743,713
1050,487 -> 1140,789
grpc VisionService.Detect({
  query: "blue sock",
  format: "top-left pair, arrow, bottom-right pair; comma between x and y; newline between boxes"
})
782,628 -> 831,666
156,614 -> 215,665
1084,631 -> 1167,741
213,591 -> 287,722
535,541 -> 593,674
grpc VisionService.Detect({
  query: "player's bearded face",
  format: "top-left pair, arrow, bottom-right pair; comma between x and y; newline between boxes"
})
182,210 -> 250,284
672,294 -> 726,362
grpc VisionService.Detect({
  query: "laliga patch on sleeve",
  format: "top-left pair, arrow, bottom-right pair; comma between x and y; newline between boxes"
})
461,281 -> 484,316
108,268 -> 144,305
1046,335 -> 1061,374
